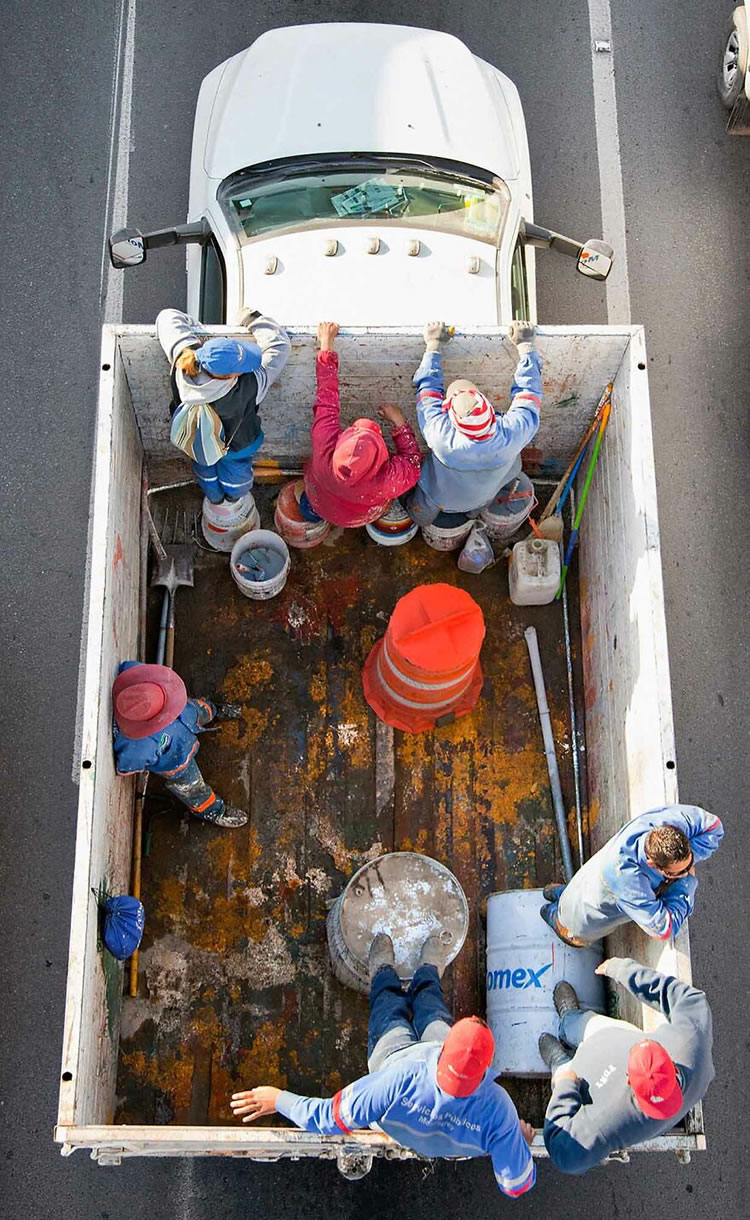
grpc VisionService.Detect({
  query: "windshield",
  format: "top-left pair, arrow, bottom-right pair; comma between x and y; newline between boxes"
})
218,158 -> 510,246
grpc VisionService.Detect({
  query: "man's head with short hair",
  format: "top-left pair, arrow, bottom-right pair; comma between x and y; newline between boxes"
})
645,824 -> 693,876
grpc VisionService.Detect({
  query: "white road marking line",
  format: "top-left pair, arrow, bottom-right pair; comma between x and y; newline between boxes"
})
587,0 -> 632,323
73,0 -> 136,782
100,0 -> 137,323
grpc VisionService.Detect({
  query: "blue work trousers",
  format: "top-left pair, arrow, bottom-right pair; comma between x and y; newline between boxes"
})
192,444 -> 256,504
367,964 -> 454,1072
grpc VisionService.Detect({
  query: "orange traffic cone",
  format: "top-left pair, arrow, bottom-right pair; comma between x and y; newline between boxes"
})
362,583 -> 485,733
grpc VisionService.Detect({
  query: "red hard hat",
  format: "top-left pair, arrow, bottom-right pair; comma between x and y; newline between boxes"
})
436,1017 -> 495,1097
112,664 -> 188,739
627,1039 -> 683,1120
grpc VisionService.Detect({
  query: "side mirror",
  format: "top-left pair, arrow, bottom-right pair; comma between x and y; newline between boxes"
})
109,229 -> 146,268
520,222 -> 614,282
108,222 -> 207,269
577,240 -> 614,281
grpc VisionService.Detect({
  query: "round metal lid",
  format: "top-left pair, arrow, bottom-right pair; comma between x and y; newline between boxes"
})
339,852 -> 469,978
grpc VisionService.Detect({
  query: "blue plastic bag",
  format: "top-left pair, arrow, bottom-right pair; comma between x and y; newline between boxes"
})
102,895 -> 145,960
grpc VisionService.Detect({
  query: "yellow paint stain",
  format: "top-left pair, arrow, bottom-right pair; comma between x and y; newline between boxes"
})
153,877 -> 186,930
330,676 -> 371,771
398,827 -> 429,854
213,708 -> 270,750
310,659 -> 327,705
235,1019 -> 288,1088
396,733 -> 429,800
360,624 -> 378,655
221,652 -> 275,701
119,1048 -> 194,1115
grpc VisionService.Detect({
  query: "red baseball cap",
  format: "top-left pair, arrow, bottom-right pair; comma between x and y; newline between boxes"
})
627,1039 -> 683,1120
436,1018 -> 495,1097
112,664 -> 187,739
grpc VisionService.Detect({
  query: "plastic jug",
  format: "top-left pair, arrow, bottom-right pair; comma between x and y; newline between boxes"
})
509,538 -> 561,605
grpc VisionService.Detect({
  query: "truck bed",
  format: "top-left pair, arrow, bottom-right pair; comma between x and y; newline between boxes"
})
115,484 -> 584,1130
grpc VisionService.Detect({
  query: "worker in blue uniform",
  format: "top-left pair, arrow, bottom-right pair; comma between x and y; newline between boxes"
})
540,804 -> 724,946
230,934 -> 536,1197
112,661 -> 247,828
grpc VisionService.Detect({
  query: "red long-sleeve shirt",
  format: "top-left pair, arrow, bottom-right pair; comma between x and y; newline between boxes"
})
303,351 -> 421,527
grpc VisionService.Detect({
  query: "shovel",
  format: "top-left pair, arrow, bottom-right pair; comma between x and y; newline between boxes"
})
150,506 -> 196,667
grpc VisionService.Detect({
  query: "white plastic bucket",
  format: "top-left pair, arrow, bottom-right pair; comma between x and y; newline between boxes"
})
486,888 -> 605,1076
421,512 -> 474,552
366,499 -> 418,546
202,493 -> 260,552
480,473 -> 536,543
230,530 -> 290,600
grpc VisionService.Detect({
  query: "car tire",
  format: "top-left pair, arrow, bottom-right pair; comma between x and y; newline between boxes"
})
717,16 -> 748,108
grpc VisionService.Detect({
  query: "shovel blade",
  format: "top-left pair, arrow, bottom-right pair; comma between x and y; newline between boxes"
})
151,544 -> 195,591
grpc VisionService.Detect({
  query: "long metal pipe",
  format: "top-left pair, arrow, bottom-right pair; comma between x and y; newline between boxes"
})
524,625 -> 575,882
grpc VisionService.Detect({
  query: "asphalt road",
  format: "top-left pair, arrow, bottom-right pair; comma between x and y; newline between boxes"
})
1,2 -> 748,1217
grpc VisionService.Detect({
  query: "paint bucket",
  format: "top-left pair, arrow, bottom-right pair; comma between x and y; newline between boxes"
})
230,529 -> 290,601
486,889 -> 605,1076
274,479 -> 331,549
362,583 -> 485,733
327,852 -> 469,994
365,499 -> 419,547
201,493 -> 260,553
421,510 -> 474,552
480,473 -> 536,543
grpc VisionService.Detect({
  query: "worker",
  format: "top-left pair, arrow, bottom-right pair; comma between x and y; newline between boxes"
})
539,957 -> 714,1174
112,661 -> 247,828
156,306 -> 291,506
230,933 -> 536,1198
540,804 -> 724,947
301,321 -> 422,527
403,320 -> 542,525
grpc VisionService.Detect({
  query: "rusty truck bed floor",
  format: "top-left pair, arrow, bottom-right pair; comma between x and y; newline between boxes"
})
116,487 -> 584,1129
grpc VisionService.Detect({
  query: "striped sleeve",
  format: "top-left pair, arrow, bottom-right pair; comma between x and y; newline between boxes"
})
489,1122 -> 536,1198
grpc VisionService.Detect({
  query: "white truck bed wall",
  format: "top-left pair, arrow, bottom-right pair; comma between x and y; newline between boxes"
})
58,332 -> 144,1130
118,325 -> 631,486
57,325 -> 704,1159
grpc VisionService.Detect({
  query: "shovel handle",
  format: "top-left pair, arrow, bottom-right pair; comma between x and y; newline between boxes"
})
165,591 -> 175,669
156,589 -> 169,666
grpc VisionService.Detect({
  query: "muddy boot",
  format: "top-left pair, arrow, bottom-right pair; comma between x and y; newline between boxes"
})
418,934 -> 448,976
540,903 -> 587,948
208,805 -> 248,828
368,933 -> 396,981
212,702 -> 242,720
554,981 -> 581,1018
542,883 -> 566,902
538,1033 -> 572,1074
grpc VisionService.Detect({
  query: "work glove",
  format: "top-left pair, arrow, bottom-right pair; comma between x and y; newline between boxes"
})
508,320 -> 535,357
234,307 -> 262,329
423,321 -> 451,352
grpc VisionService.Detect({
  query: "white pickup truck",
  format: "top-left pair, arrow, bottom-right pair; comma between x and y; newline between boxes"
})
110,22 -> 612,325
57,24 -> 704,1175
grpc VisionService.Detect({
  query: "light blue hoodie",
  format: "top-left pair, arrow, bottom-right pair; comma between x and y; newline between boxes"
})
556,804 -> 724,941
412,349 -> 542,512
